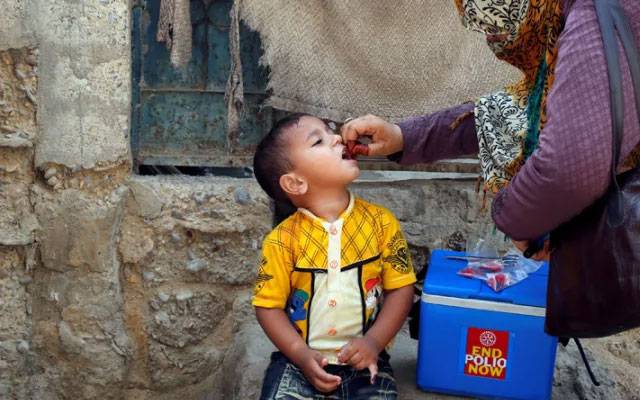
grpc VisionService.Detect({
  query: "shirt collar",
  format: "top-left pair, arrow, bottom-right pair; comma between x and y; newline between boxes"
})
297,192 -> 355,225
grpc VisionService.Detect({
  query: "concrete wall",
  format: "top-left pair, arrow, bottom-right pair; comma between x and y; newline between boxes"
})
2,1 -> 640,399
0,0 -> 130,170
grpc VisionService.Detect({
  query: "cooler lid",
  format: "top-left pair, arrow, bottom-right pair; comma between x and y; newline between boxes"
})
423,249 -> 549,308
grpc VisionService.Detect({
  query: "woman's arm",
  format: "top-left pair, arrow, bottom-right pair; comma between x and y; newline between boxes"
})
340,103 -> 478,162
492,0 -> 640,240
393,102 -> 479,164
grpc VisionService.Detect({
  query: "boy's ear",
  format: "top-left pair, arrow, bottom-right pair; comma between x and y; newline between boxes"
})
280,172 -> 308,196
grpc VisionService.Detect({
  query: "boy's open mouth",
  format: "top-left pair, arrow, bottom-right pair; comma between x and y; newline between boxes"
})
342,147 -> 355,160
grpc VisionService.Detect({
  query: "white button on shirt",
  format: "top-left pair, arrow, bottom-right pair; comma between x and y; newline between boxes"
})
307,217 -> 362,362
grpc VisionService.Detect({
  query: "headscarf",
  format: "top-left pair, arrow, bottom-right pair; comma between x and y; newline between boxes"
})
453,0 -> 563,192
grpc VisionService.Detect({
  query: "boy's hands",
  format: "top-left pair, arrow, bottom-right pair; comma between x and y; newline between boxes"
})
255,308 -> 340,393
336,285 -> 414,384
296,348 -> 342,393
337,336 -> 382,383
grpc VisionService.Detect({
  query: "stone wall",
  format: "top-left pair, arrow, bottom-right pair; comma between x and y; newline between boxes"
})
0,43 -> 39,399
2,1 -> 640,399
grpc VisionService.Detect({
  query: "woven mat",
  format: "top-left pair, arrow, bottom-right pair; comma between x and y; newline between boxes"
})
241,0 -> 522,122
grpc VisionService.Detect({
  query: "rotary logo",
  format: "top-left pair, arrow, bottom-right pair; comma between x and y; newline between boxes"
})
479,331 -> 497,347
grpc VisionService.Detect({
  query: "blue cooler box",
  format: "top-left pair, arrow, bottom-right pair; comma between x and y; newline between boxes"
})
417,250 -> 557,400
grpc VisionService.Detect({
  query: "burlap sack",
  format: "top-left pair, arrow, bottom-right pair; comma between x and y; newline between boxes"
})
241,0 -> 521,121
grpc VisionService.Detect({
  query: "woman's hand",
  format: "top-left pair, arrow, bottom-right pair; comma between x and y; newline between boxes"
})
340,115 -> 403,156
512,239 -> 551,261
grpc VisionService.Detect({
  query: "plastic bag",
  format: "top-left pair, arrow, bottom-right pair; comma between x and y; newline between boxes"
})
457,250 -> 544,291
465,216 -> 509,258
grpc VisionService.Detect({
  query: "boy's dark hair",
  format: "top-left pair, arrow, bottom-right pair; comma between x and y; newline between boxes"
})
253,113 -> 312,203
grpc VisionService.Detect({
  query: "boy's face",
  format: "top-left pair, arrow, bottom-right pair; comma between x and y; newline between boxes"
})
285,116 -> 360,191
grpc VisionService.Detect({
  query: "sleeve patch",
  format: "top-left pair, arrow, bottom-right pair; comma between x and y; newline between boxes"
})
383,231 -> 412,274
254,256 -> 274,295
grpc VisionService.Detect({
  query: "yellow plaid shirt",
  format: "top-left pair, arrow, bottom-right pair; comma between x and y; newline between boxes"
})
253,194 -> 416,363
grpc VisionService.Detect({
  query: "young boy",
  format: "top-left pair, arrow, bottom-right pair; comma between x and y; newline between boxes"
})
252,113 -> 416,399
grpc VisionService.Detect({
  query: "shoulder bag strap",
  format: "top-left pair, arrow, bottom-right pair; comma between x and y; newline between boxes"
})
596,0 -> 640,226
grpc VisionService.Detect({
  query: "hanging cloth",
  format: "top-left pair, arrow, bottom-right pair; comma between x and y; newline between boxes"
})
225,0 -> 244,150
157,0 -> 193,68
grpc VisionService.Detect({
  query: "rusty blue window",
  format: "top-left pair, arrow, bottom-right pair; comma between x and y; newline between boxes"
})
131,0 -> 274,171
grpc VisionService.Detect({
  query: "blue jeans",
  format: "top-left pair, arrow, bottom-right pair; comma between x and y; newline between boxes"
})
259,352 -> 398,400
